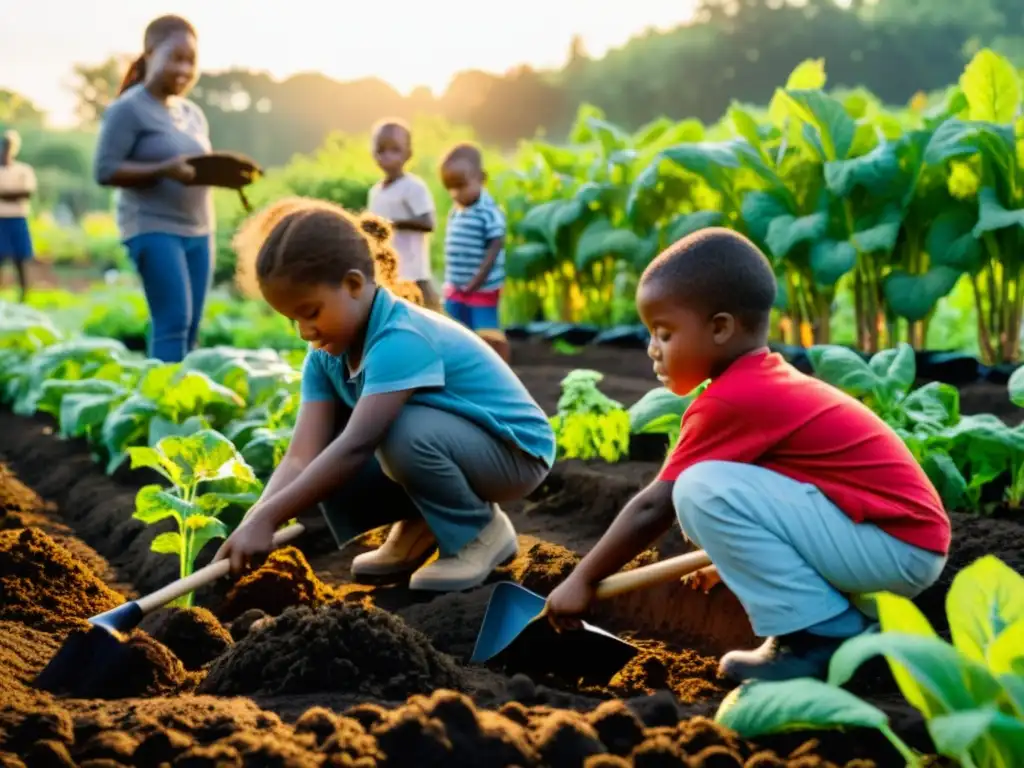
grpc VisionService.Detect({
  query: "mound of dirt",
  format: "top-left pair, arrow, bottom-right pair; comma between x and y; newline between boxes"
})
198,601 -> 466,699
0,620 -> 61,715
219,547 -> 333,621
0,463 -> 49,530
583,640 -> 725,703
54,625 -> 191,699
139,606 -> 233,670
502,538 -> 580,594
0,528 -> 124,634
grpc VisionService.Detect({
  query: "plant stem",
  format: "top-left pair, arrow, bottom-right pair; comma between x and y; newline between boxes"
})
879,725 -> 921,767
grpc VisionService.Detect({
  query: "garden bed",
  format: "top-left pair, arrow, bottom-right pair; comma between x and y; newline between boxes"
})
1,344 -> 1021,767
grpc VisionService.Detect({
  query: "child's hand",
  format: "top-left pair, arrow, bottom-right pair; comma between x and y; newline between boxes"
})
213,515 -> 276,574
544,574 -> 597,631
681,564 -> 721,594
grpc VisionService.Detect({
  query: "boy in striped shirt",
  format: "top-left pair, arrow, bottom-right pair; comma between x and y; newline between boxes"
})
440,143 -> 510,361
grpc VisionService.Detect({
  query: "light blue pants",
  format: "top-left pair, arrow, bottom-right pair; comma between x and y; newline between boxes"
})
673,461 -> 947,638
125,232 -> 213,363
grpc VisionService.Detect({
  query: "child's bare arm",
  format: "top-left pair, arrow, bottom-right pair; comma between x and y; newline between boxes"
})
391,212 -> 435,232
250,389 -> 415,528
463,237 -> 503,293
572,480 -> 677,586
255,399 -> 337,508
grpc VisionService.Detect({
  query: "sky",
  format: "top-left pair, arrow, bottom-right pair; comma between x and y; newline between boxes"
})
2,0 -> 698,127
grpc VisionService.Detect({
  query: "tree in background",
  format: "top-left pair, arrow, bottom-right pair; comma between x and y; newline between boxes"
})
69,55 -> 133,125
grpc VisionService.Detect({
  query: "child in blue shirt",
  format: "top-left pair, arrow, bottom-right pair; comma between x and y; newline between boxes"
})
215,197 -> 555,591
440,143 -> 510,361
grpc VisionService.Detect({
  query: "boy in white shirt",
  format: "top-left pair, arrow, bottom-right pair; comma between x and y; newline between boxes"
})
366,120 -> 441,310
0,130 -> 36,302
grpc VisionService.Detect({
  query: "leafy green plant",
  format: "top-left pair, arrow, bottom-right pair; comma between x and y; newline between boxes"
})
102,361 -> 246,474
715,555 -> 1024,767
549,369 -> 630,462
129,430 -> 263,605
627,380 -> 709,447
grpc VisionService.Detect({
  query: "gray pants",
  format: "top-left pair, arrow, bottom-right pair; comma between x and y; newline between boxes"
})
320,404 -> 549,556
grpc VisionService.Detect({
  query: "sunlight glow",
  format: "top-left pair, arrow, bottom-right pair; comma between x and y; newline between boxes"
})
2,0 -> 698,126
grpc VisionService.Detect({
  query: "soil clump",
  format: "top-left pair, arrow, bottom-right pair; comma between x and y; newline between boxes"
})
219,547 -> 334,621
0,528 -> 123,634
138,606 -> 233,670
199,601 -> 467,699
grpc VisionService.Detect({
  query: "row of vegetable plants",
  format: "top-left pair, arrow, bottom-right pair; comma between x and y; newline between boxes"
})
496,48 -> 1024,364
1,296 -> 1021,600
2,301 -> 1022,764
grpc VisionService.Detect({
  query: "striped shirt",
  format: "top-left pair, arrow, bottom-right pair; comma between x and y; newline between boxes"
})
444,190 -> 506,292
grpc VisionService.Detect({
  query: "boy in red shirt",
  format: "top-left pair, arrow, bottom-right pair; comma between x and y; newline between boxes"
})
545,228 -> 950,682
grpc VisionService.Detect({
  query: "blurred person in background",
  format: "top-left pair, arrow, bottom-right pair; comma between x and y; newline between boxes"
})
93,14 -> 213,362
0,129 -> 38,302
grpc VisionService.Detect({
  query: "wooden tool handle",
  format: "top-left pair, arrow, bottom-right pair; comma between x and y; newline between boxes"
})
136,523 -> 306,613
593,549 -> 712,601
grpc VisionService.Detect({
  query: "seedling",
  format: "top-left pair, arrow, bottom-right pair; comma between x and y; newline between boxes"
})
129,429 -> 263,607
550,369 -> 630,462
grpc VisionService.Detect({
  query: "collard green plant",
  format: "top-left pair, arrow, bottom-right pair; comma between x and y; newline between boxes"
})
129,429 -> 263,606
549,369 -> 630,462
715,555 -> 1024,767
627,380 -> 709,447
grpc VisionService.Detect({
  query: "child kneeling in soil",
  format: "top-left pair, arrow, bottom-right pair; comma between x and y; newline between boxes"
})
214,198 -> 555,592
544,227 -> 951,683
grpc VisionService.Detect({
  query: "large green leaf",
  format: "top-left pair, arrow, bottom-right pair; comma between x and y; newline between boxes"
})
927,207 -> 983,272
715,678 -> 891,737
960,49 -> 1021,124
779,89 -> 856,161
574,218 -> 643,272
946,554 -> 1024,666
807,345 -> 876,396
883,267 -> 962,322
973,187 -> 1024,237
809,239 -> 857,286
825,141 -> 901,197
765,212 -> 828,258
741,191 -> 791,243
852,206 -> 903,254
506,242 -> 554,281
928,708 -> 1024,766
869,344 -> 916,397
828,632 -> 1003,719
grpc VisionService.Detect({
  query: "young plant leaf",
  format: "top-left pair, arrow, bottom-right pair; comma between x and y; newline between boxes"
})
946,554 -> 1024,666
828,631 -> 1002,719
927,708 -> 1024,766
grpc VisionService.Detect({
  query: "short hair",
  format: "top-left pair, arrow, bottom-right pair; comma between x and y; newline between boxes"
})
441,142 -> 484,173
2,130 -> 20,158
371,119 -> 411,147
233,197 -> 422,305
640,227 -> 777,332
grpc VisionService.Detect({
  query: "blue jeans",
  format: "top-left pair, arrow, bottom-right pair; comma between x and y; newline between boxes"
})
125,232 -> 213,363
445,298 -> 500,332
672,461 -> 947,638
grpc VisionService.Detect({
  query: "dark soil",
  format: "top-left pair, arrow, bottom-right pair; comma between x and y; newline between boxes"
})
137,607 -> 233,671
199,601 -> 466,700
0,339 -> 1020,766
218,546 -> 336,621
0,528 -> 124,635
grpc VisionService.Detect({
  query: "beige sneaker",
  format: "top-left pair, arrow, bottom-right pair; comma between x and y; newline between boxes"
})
351,518 -> 437,578
409,508 -> 519,592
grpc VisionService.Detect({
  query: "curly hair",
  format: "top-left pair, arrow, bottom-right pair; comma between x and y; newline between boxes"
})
233,197 -> 423,305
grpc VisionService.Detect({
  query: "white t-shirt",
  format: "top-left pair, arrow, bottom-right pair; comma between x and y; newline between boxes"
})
0,161 -> 37,218
367,173 -> 435,282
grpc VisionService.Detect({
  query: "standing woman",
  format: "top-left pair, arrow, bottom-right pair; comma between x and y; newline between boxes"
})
0,130 -> 37,302
94,15 -> 213,362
